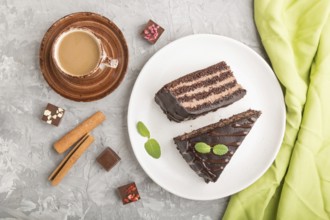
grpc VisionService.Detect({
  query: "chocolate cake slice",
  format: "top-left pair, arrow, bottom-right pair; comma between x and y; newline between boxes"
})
174,109 -> 261,183
155,61 -> 246,122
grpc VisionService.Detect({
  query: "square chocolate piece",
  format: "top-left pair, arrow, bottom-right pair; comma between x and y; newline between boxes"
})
141,20 -> 164,44
117,182 -> 141,205
96,147 -> 121,171
41,103 -> 65,126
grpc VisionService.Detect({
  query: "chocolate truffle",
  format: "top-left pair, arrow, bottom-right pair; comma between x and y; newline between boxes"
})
41,103 -> 65,126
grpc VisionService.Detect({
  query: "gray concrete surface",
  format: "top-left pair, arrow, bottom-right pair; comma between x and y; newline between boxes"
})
0,0 -> 265,219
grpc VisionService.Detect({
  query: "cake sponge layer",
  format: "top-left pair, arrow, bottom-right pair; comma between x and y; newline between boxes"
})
155,61 -> 246,122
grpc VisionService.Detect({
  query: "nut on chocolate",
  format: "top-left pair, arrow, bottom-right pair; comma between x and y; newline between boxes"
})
41,103 -> 65,126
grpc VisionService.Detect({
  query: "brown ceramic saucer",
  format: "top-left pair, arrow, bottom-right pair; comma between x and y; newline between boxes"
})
39,12 -> 129,102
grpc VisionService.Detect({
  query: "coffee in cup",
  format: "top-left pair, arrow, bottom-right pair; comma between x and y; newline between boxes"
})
52,28 -> 118,78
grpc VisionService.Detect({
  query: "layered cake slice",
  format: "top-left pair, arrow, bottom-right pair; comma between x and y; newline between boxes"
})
155,61 -> 246,122
174,109 -> 261,183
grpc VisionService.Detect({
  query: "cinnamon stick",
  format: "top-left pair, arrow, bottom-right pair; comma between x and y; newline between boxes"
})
49,134 -> 94,186
54,111 -> 105,153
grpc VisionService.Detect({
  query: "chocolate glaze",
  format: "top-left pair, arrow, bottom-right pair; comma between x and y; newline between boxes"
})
174,109 -> 261,183
155,88 -> 193,122
154,61 -> 246,122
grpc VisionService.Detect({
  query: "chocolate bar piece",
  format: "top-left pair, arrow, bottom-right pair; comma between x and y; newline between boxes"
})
141,20 -> 164,44
96,147 -> 121,171
117,182 -> 141,205
41,103 -> 65,126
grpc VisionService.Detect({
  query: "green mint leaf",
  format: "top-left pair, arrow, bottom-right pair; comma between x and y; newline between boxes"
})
194,142 -> 211,154
137,121 -> 150,138
213,144 -> 229,156
144,138 -> 161,159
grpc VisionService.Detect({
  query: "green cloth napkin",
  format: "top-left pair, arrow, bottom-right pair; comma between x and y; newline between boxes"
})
223,0 -> 330,219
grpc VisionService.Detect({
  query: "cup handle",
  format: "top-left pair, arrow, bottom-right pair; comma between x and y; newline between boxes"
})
102,57 -> 119,69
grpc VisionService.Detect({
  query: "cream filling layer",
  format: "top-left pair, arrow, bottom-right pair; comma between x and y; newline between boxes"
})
180,84 -> 242,108
176,76 -> 236,98
169,69 -> 230,91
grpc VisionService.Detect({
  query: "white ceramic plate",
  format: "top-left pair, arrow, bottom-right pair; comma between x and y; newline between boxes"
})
127,34 -> 285,200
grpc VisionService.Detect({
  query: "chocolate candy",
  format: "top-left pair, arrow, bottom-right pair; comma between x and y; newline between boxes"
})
141,20 -> 164,44
117,182 -> 141,204
41,103 -> 65,126
96,147 -> 121,171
